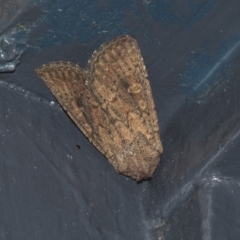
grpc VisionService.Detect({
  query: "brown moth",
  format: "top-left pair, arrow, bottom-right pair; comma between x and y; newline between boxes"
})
36,35 -> 163,181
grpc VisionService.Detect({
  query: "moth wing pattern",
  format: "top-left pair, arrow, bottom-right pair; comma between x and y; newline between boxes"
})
87,35 -> 163,180
36,35 -> 163,181
36,62 -> 108,155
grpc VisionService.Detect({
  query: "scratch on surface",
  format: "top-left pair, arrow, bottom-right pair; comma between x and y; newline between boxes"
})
198,127 -> 240,177
194,39 -> 240,90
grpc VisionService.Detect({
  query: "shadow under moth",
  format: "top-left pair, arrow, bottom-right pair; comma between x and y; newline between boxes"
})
36,35 -> 163,181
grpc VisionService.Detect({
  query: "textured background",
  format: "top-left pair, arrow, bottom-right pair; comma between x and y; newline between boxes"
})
1,0 -> 240,239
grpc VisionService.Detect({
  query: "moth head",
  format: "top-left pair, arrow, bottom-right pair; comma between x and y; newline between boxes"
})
116,147 -> 160,181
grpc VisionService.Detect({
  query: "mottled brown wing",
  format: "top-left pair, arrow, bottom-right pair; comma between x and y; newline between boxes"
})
87,35 -> 163,180
35,61 -> 110,155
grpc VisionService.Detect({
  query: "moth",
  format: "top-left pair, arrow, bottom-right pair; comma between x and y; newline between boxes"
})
36,35 -> 163,181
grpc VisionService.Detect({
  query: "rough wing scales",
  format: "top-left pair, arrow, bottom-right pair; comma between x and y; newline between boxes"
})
36,35 -> 163,181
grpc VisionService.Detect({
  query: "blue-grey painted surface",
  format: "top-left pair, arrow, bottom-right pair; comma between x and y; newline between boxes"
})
0,0 -> 240,239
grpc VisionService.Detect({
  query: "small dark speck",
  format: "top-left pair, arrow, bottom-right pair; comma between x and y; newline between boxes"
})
76,144 -> 81,149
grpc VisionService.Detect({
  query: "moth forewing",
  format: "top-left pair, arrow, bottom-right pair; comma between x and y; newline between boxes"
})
36,35 -> 163,181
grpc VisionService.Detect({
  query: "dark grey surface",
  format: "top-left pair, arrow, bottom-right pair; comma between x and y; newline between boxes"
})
0,0 -> 240,239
